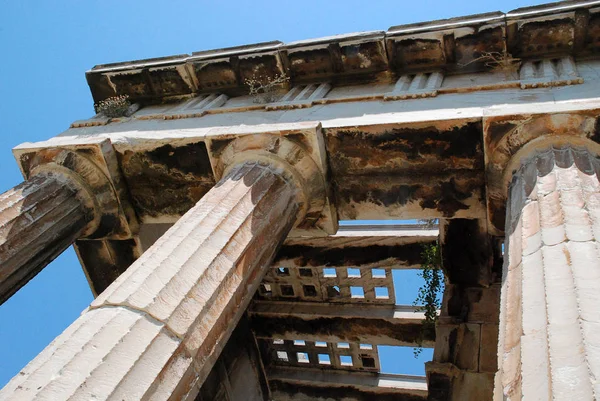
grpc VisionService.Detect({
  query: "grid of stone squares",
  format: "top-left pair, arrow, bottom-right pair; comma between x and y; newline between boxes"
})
263,339 -> 381,372
257,266 -> 396,304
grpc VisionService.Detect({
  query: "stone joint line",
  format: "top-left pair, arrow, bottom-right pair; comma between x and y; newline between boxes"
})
88,303 -> 182,341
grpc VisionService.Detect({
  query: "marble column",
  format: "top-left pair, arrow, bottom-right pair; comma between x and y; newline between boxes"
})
0,160 -> 301,400
0,169 -> 96,305
495,147 -> 600,400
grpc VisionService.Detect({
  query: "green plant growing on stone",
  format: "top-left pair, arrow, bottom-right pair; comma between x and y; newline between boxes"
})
418,218 -> 438,229
94,95 -> 131,118
245,73 -> 289,104
413,241 -> 443,358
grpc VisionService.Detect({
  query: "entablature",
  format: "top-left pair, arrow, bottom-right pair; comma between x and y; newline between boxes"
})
85,1 -> 600,106
16,87 -> 600,232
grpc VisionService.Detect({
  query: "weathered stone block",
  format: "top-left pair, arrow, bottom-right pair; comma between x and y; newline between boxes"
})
479,324 -> 499,373
433,323 -> 480,372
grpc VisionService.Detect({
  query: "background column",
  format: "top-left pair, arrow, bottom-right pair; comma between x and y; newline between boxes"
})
0,169 -> 96,304
496,147 -> 600,400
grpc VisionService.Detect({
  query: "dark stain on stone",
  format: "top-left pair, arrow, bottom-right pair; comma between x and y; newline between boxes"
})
285,132 -> 311,152
490,204 -> 506,234
75,238 -> 139,294
584,13 -> 600,52
427,372 -> 454,401
432,179 -> 471,216
591,117 -> 600,144
447,286 -> 470,322
295,210 -> 323,231
392,38 -> 444,70
251,315 -> 435,345
442,219 -> 493,287
194,61 -> 238,92
275,243 -> 427,268
147,68 -> 193,97
270,381 -> 427,401
118,142 -> 215,218
492,238 -> 504,281
486,121 -> 518,152
333,174 -> 483,218
239,55 -> 281,82
327,122 -> 483,173
447,327 -> 458,360
209,138 -> 234,159
109,71 -> 151,100
90,213 -> 119,239
340,41 -> 388,73
455,27 -> 504,68
514,18 -> 574,57
287,49 -> 334,80
146,143 -> 213,177
76,148 -> 100,158
86,73 -> 117,103
336,181 -> 419,208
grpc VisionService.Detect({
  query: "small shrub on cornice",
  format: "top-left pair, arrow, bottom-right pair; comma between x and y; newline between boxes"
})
460,51 -> 521,80
245,73 -> 289,104
94,95 -> 131,118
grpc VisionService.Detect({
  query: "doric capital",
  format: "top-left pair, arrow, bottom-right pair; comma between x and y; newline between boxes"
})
484,112 -> 600,234
217,134 -> 323,228
206,122 -> 337,236
14,139 -> 138,239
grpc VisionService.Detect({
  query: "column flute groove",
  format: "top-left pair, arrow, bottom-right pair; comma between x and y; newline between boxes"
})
496,146 -> 600,400
0,160 -> 305,401
0,170 -> 96,304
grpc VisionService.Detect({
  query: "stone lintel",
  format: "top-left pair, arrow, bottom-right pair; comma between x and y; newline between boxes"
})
13,103 -> 600,245
274,226 -> 437,270
326,118 -> 487,221
268,367 -> 427,401
249,302 -> 435,347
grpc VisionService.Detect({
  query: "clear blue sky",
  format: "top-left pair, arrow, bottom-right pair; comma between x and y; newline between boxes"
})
0,0 -> 547,389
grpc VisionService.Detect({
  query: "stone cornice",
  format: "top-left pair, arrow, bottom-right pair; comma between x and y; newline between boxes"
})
86,1 -> 600,105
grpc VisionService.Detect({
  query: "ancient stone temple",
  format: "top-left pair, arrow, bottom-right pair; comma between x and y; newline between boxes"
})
2,1 -> 600,399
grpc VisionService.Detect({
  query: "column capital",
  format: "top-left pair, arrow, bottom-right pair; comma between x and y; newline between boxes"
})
14,138 -> 138,239
206,122 -> 338,236
483,112 -> 600,234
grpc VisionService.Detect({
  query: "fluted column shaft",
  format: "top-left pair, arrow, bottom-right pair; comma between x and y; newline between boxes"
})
496,147 -> 600,400
0,161 -> 300,401
0,171 -> 95,304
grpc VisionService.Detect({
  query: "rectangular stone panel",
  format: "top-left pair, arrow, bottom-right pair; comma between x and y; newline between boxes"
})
116,140 -> 215,223
325,120 -> 486,220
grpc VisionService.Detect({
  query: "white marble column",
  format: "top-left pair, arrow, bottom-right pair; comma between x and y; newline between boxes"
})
0,170 -> 96,304
496,147 -> 600,400
0,161 -> 301,401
